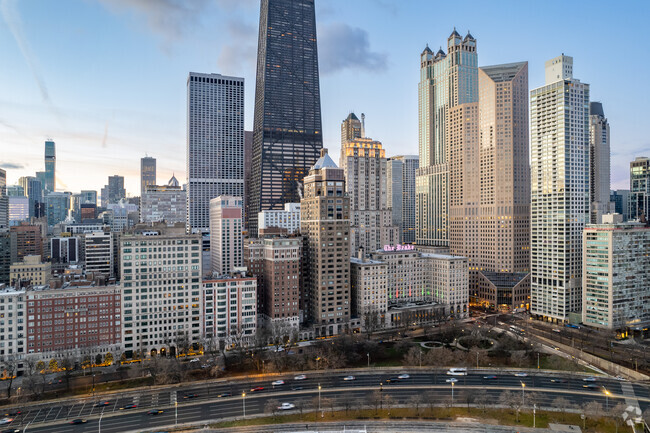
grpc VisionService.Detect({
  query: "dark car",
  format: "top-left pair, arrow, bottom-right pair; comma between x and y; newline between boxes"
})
3,411 -> 20,417
94,401 -> 110,407
147,410 -> 164,416
69,419 -> 87,425
583,384 -> 602,390
183,393 -> 199,399
217,392 -> 232,398
291,386 -> 304,391
250,386 -> 264,392
119,404 -> 137,410
483,375 -> 498,380
2,429 -> 21,433
550,378 -> 567,383
386,377 -> 401,383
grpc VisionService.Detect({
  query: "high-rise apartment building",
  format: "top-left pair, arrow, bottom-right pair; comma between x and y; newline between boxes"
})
589,102 -> 613,223
416,30 -> 478,247
186,72 -> 244,233
387,155 -> 419,244
583,215 -> 650,331
473,62 -> 530,311
257,203 -> 301,236
120,227 -> 202,357
100,175 -> 125,207
140,156 -> 156,197
340,124 -> 398,255
249,0 -> 323,236
209,196 -> 243,275
530,55 -> 590,321
45,191 -> 71,226
84,231 -> 113,278
44,140 -> 55,193
10,223 -> 43,262
140,175 -> 186,225
301,149 -> 350,336
629,157 -> 650,222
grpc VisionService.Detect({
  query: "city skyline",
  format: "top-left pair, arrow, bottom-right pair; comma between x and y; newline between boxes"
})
1,0 -> 647,194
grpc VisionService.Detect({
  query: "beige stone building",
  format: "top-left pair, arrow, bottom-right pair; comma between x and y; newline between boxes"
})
10,255 -> 50,286
301,149 -> 350,336
350,252 -> 387,327
209,195 -> 243,275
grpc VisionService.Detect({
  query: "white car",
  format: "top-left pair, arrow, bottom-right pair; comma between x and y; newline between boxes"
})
343,375 -> 355,381
294,374 -> 307,381
272,380 -> 285,386
445,378 -> 458,383
583,377 -> 597,382
398,374 -> 410,380
514,372 -> 528,377
278,402 -> 295,410
0,418 -> 13,425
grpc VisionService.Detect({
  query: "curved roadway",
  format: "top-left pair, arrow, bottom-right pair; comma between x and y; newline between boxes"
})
4,370 -> 648,433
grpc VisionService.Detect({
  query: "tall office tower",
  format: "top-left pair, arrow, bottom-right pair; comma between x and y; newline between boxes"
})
18,176 -> 43,218
244,130 -> 253,232
473,62 -> 530,311
186,72 -> 244,234
530,55 -> 590,321
0,169 -> 7,229
249,0 -> 323,236
387,155 -> 419,243
589,102 -> 612,223
629,157 -> 650,222
209,196 -> 243,275
8,197 -> 29,225
416,30 -> 478,247
45,192 -> 71,226
100,175 -> 126,207
10,223 -> 43,261
341,112 -> 362,143
140,175 -> 186,225
340,119 -> 398,254
84,231 -> 113,277
610,189 -> 630,221
44,140 -> 55,193
140,156 -> 156,197
301,149 -> 350,336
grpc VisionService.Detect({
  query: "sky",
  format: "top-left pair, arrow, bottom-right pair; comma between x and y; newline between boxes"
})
0,0 -> 647,195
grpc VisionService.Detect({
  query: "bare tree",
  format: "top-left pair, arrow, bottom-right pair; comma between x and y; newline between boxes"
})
583,401 -> 604,426
0,355 -> 18,399
459,389 -> 476,413
475,390 -> 490,413
265,398 -> 280,418
510,351 -> 528,367
499,390 -> 523,422
402,346 -> 423,367
339,394 -> 355,415
408,394 -> 424,416
363,310 -> 382,339
608,402 -> 627,433
369,390 -> 383,413
424,390 -> 437,415
58,356 -> 76,392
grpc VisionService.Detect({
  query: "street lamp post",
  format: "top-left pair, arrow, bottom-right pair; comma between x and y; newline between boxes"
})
175,401 -> 178,426
521,382 -> 525,406
533,404 -> 536,428
318,384 -> 321,412
537,352 -> 540,369
380,382 -> 383,411
242,392 -> 246,418
603,387 -> 610,410
476,351 -> 479,368
451,381 -> 455,405
367,353 -> 370,368
98,409 -> 104,433
24,421 -> 32,433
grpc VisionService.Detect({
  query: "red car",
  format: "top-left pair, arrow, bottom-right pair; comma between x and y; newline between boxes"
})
250,386 -> 264,392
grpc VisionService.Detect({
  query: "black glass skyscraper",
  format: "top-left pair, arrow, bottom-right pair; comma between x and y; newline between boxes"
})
249,0 -> 322,234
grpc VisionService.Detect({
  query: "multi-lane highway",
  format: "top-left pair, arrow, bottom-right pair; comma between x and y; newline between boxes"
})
1,370 -> 646,433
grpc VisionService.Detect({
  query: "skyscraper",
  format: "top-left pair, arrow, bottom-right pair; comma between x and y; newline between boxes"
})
209,195 -> 243,275
140,156 -> 156,198
589,102 -> 613,223
474,62 -> 530,310
341,112 -> 362,143
416,30 -> 478,247
340,114 -> 398,255
100,175 -> 125,207
0,169 -> 7,229
244,130 -> 253,232
249,0 -> 323,236
530,55 -> 590,321
18,176 -> 43,218
629,157 -> 650,222
186,72 -> 244,233
387,155 -> 419,244
301,149 -> 350,336
44,140 -> 55,193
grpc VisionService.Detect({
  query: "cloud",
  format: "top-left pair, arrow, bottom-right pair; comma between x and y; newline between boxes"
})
98,0 -> 209,46
318,22 -> 388,75
0,0 -> 52,103
0,162 -> 24,170
216,19 -> 257,75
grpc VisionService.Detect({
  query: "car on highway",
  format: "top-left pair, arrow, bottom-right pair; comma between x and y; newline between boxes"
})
386,377 -> 401,383
119,404 -> 137,410
250,386 -> 265,392
614,376 -> 626,381
2,411 -> 20,417
69,419 -> 87,425
0,419 -> 13,426
94,401 -> 110,407
583,377 -> 597,382
291,386 -> 304,391
147,410 -> 164,415
272,380 -> 285,386
294,374 -> 307,381
583,384 -> 602,390
447,368 -> 467,376
2,428 -> 21,433
483,375 -> 498,380
552,328 -> 561,333
445,378 -> 458,383
278,402 -> 295,410
189,358 -> 199,363
217,392 -> 232,398
343,375 -> 356,381
183,393 -> 199,399
514,372 -> 528,377
550,378 -> 567,383
398,374 -> 410,380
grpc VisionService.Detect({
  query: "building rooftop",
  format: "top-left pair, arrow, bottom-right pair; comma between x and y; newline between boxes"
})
480,61 -> 527,82
350,257 -> 385,265
312,149 -> 338,170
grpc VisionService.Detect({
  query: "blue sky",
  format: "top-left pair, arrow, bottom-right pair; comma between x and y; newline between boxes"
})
0,0 -> 647,194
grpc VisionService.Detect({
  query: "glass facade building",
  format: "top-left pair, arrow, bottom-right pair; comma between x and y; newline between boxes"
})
44,140 -> 55,193
249,0 -> 323,235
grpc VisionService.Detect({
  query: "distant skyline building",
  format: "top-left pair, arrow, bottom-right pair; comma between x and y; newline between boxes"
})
301,149 -> 350,336
0,168 -> 7,229
44,140 -> 55,193
387,155 -> 419,243
100,175 -> 125,207
340,116 -> 398,255
530,55 -> 590,321
140,156 -> 156,198
18,176 -> 42,218
629,156 -> 649,222
416,30 -> 478,247
140,175 -> 186,225
209,195 -> 243,275
610,189 -> 630,221
45,191 -> 71,226
186,72 -> 244,233
244,130 -> 253,232
589,102 -> 613,223
8,196 -> 29,226
249,0 -> 323,236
